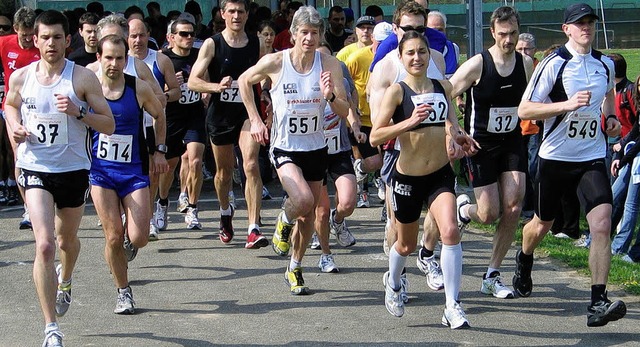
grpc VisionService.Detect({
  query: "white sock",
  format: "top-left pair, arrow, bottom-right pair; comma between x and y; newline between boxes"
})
388,244 -> 407,290
460,204 -> 471,220
220,207 -> 232,216
289,258 -> 301,271
486,267 -> 499,278
281,212 -> 292,224
248,224 -> 259,234
441,243 -> 463,309
45,322 -> 59,334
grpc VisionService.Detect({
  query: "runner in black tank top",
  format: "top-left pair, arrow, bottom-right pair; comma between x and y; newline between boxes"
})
449,6 -> 534,301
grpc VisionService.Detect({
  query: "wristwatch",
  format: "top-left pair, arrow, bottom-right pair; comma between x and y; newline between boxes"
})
77,106 -> 86,120
325,92 -> 336,103
156,144 -> 168,154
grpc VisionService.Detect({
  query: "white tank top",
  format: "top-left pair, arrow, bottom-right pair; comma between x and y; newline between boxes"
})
269,50 -> 327,151
17,59 -> 91,172
125,52 -> 159,128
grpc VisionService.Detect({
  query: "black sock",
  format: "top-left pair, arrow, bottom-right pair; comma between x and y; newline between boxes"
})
159,198 -> 169,206
188,203 -> 197,209
518,249 -> 534,263
591,284 -> 607,305
420,247 -> 434,259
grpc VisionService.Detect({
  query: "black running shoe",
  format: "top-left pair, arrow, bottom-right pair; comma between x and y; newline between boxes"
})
587,299 -> 626,327
512,249 -> 533,297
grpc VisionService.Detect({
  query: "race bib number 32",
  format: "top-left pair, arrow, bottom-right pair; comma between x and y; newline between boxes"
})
488,107 -> 518,134
28,113 -> 69,146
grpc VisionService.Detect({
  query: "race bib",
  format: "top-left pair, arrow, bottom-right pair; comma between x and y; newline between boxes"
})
220,80 -> 242,103
487,107 -> 518,134
566,112 -> 599,140
411,93 -> 448,125
324,128 -> 340,154
179,83 -> 201,104
27,112 -> 68,146
97,133 -> 133,163
288,108 -> 321,135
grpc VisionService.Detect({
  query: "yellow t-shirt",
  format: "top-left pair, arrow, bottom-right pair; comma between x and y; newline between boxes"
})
336,43 -> 360,63
344,46 -> 374,127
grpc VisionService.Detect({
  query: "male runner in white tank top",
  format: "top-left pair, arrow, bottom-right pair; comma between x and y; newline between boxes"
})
4,10 -> 114,347
238,6 -> 349,294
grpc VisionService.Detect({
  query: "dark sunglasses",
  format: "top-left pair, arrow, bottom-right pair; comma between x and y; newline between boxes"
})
176,31 -> 195,38
399,25 -> 426,34
0,25 -> 11,31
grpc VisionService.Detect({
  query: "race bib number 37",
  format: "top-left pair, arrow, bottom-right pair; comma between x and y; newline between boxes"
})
488,107 -> 518,134
28,113 -> 69,146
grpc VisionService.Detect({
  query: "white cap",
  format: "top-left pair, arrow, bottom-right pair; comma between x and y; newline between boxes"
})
373,22 -> 393,42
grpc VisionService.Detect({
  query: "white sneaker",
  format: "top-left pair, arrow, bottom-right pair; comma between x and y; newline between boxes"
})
310,233 -> 321,250
185,207 -> 202,230
318,253 -> 339,273
442,302 -> 470,329
329,209 -> 356,247
149,223 -> 159,241
42,330 -> 64,347
177,194 -> 189,213
55,264 -> 72,317
456,194 -> 471,232
400,272 -> 409,303
354,158 -> 367,184
123,233 -> 138,262
383,271 -> 405,317
114,287 -> 135,314
416,254 -> 444,291
357,190 -> 370,208
481,271 -> 515,299
154,201 -> 169,231
375,177 -> 386,201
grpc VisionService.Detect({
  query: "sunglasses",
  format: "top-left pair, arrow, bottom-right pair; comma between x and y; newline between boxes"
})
176,31 -> 195,38
0,25 -> 11,31
399,25 -> 426,34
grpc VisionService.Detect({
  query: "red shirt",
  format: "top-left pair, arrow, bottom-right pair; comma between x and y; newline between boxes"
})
273,30 -> 293,51
0,34 -> 40,108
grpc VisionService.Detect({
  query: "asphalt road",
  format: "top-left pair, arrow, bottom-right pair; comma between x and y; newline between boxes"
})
0,181 -> 637,346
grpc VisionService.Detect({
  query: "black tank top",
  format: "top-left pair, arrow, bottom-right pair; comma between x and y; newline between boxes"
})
392,79 -> 448,130
464,50 -> 527,142
163,47 -> 204,120
207,32 -> 260,120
